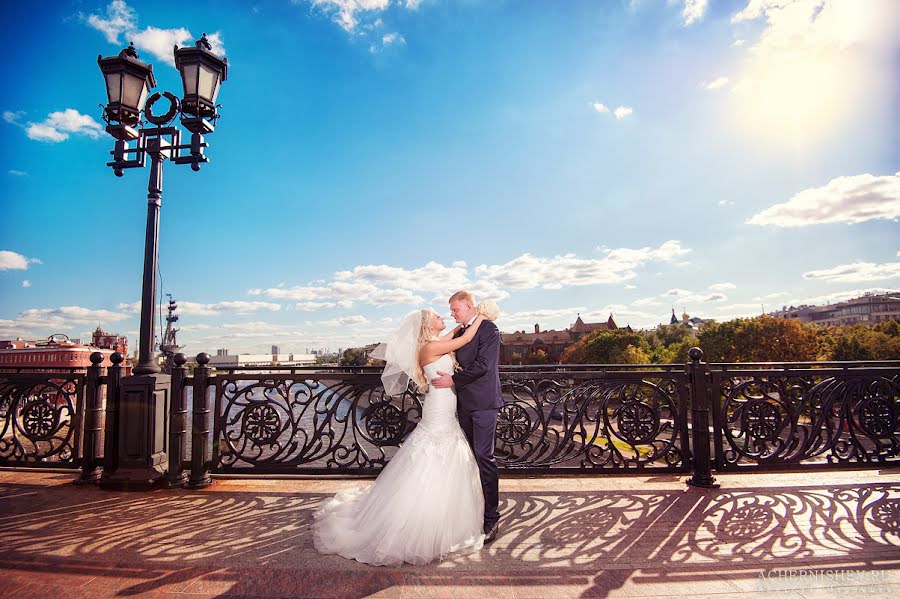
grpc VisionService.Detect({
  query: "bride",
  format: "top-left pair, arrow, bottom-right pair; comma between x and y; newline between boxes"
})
312,307 -> 489,566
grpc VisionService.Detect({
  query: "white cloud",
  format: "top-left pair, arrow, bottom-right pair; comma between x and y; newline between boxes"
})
709,282 -> 737,291
307,0 -> 391,32
131,26 -> 193,66
703,76 -> 729,90
26,109 -> 103,143
787,287 -> 896,307
475,241 -> 690,289
7,306 -> 131,334
682,0 -> 709,26
753,291 -> 791,301
22,280 -> 31,288
663,288 -> 729,303
718,199 -> 735,207
370,31 -> 405,52
802,260 -> 900,283
0,251 -> 40,271
748,172 -> 900,227
632,297 -> 662,307
335,260 -> 468,293
117,299 -> 281,316
732,39 -> 746,47
295,301 -> 339,311
731,0 -> 897,55
84,1 -> 226,66
84,0 -> 136,44
251,243 -> 689,315
592,103 -> 633,119
8,170 -> 27,176
3,110 -> 24,124
313,315 -> 370,327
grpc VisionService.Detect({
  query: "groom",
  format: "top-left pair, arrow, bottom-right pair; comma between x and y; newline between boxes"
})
432,290 -> 502,543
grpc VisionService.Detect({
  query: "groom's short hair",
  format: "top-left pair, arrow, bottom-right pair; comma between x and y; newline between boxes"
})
449,290 -> 475,306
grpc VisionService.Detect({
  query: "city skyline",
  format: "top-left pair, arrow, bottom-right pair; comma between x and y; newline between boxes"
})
2,0 -> 899,355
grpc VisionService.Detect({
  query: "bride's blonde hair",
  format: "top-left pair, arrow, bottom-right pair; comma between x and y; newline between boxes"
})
415,308 -> 459,392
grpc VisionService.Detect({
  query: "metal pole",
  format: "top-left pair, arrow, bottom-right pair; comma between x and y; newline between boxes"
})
101,352 -> 124,477
686,347 -> 719,488
166,353 -> 189,487
76,352 -> 106,484
187,352 -> 212,488
133,144 -> 165,375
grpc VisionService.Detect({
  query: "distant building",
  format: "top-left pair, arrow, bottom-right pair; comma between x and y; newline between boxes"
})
207,353 -> 316,368
92,325 -> 128,354
216,348 -> 229,356
666,309 -> 713,332
271,345 -> 280,355
768,291 -> 900,327
500,314 -> 619,363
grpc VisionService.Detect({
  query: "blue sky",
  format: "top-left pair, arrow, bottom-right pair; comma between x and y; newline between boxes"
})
1,0 -> 898,355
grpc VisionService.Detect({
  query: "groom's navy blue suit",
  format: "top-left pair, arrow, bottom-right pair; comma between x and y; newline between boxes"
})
453,320 -> 502,528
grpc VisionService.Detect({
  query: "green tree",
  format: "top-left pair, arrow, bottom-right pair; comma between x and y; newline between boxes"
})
562,330 -> 652,364
645,323 -> 698,363
524,349 -> 552,365
829,324 -> 900,360
699,316 -> 820,362
340,348 -> 368,366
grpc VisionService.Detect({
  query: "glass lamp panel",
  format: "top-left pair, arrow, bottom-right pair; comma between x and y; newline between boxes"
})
198,63 -> 218,102
121,71 -> 146,110
181,63 -> 198,97
137,82 -> 149,112
104,71 -> 122,104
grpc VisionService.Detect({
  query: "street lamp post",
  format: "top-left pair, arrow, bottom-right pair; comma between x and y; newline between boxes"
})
97,36 -> 227,488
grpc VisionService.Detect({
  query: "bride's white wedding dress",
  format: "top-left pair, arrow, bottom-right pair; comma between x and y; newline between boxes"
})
312,354 -> 485,566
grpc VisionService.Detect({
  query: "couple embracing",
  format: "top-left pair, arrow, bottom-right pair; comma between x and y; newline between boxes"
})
312,290 -> 502,566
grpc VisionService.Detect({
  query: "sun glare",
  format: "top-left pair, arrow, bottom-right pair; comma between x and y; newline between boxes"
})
731,49 -> 855,146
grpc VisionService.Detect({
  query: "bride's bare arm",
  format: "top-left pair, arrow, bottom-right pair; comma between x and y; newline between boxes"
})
443,324 -> 463,338
418,316 -> 485,364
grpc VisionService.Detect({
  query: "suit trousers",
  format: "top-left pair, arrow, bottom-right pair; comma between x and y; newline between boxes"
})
458,407 -> 500,526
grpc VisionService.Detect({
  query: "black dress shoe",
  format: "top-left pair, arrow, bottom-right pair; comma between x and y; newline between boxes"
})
483,521 -> 499,544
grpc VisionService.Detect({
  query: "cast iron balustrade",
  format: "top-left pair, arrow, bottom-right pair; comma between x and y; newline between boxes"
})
0,351 -> 898,484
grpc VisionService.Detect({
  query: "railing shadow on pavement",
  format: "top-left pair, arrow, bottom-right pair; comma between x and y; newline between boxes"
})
0,475 -> 898,598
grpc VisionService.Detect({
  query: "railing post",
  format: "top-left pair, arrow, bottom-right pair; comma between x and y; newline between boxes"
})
76,352 -> 106,484
100,352 -> 124,479
165,353 -> 189,487
187,352 -> 212,489
686,347 -> 719,488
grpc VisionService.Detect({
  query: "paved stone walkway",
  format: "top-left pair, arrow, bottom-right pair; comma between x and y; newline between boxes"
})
0,469 -> 898,598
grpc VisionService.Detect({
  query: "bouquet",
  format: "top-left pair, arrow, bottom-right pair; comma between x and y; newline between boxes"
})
476,300 -> 500,321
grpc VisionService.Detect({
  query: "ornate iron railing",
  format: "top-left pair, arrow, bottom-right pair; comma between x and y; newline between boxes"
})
1,352 -> 898,486
207,366 -> 692,474
0,370 -> 85,467
710,363 -> 900,470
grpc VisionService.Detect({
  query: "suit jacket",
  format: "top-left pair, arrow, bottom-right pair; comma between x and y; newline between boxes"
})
452,320 -> 503,412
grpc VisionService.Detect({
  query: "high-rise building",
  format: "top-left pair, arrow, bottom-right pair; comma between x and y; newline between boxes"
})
271,345 -> 280,355
216,348 -> 229,356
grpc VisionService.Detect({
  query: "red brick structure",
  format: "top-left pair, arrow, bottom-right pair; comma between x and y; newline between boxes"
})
500,314 -> 619,364
0,329 -> 129,371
